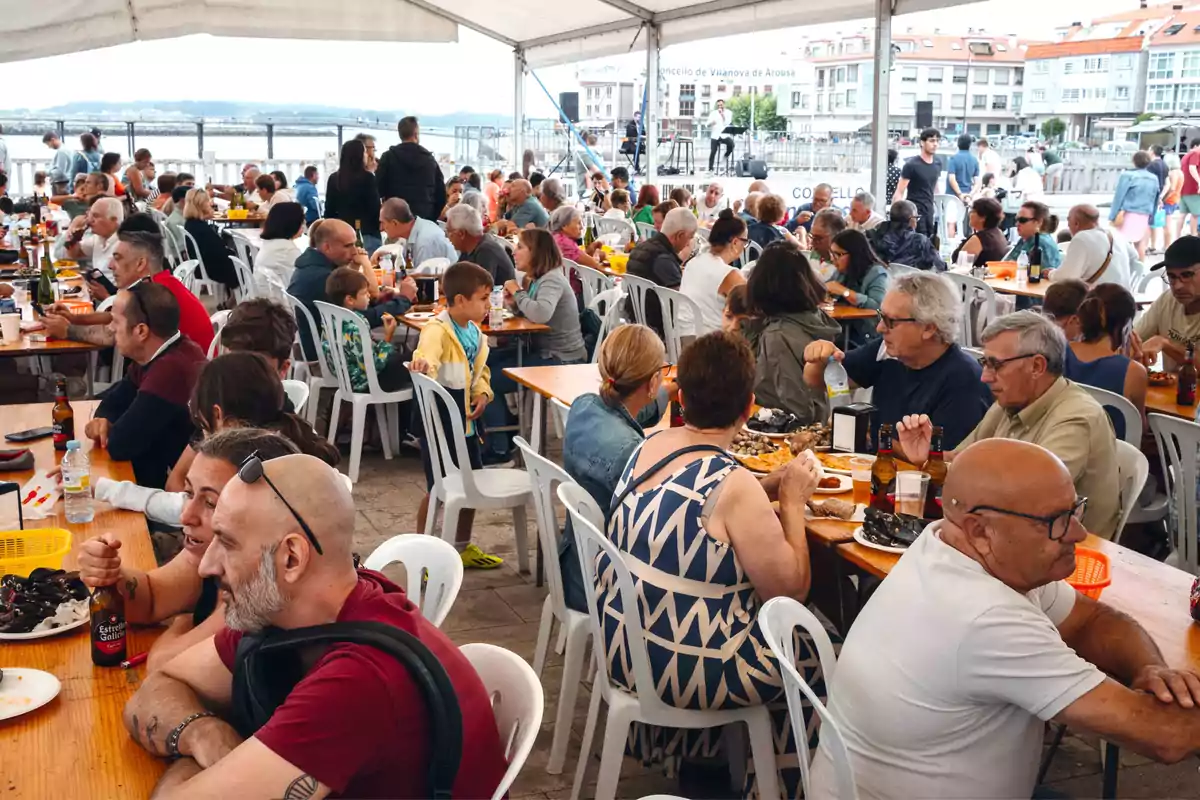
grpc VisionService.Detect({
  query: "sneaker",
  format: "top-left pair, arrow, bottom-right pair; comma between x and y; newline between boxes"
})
460,543 -> 504,569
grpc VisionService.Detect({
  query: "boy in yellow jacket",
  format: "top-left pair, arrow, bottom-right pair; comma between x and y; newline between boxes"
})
411,261 -> 504,568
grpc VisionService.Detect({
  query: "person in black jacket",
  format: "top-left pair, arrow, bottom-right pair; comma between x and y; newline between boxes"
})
626,207 -> 696,338
324,139 -> 382,253
182,188 -> 239,292
375,116 -> 446,222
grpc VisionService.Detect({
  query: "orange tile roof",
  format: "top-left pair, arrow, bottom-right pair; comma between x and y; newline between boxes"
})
809,35 -> 1041,64
1149,10 -> 1200,43
1026,37 -> 1147,58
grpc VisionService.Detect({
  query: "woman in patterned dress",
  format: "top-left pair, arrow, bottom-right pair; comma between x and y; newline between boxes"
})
596,330 -> 833,798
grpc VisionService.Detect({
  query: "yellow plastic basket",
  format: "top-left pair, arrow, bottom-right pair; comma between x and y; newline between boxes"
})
0,528 -> 73,577
226,208 -> 249,220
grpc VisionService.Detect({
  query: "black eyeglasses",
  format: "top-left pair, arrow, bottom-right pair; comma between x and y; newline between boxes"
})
1164,270 -> 1197,283
879,314 -> 918,330
238,452 -> 323,555
959,496 -> 1088,541
976,353 -> 1038,372
1015,216 -> 1035,225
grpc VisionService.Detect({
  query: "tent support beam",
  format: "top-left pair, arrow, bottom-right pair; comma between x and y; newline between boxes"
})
870,0 -> 894,206
520,19 -> 644,49
594,0 -> 654,20
644,22 -> 659,182
514,49 -> 526,170
401,0 -> 517,46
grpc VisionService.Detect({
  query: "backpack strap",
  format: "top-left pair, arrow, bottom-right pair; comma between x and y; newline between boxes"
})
232,621 -> 463,800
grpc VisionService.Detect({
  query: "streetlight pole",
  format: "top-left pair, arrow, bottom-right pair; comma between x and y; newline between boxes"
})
962,51 -> 973,134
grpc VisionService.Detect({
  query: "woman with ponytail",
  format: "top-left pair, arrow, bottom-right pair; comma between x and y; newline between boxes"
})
1063,283 -> 1147,440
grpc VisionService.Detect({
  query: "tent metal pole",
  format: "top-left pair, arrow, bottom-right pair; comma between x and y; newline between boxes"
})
645,22 -> 660,182
514,49 -> 526,172
870,0 -> 893,205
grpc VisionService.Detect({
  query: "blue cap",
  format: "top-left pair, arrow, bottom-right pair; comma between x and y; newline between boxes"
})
66,440 -> 80,450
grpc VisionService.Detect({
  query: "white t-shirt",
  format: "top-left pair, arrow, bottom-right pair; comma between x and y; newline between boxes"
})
978,148 -> 1004,181
696,197 -> 725,222
1053,228 -> 1132,289
809,524 -> 1105,800
679,251 -> 736,335
707,108 -> 731,140
55,231 -> 118,282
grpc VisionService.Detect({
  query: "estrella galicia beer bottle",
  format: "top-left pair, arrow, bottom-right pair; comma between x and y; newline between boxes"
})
90,585 -> 127,667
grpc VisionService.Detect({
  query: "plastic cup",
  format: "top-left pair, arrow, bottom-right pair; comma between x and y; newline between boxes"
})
895,471 -> 930,517
0,313 -> 20,343
850,457 -> 873,506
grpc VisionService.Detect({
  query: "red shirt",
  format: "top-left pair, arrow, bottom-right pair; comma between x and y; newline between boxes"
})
214,572 -> 508,799
1182,151 -> 1200,196
151,271 -> 213,354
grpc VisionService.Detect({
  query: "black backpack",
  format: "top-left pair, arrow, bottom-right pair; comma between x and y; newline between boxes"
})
231,621 -> 463,799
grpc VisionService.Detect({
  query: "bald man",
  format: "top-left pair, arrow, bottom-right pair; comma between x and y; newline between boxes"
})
811,439 -> 1200,800
123,454 -> 509,799
1052,203 -> 1134,287
786,181 -> 833,233
499,178 -> 548,231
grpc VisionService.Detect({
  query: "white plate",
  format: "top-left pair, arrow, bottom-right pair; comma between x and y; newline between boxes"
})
0,615 -> 89,641
815,452 -> 875,475
0,668 -> 62,721
813,474 -> 852,494
852,526 -> 911,554
404,312 -> 435,320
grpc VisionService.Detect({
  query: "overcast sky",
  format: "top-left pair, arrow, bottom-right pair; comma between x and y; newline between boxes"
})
3,0 -> 1141,118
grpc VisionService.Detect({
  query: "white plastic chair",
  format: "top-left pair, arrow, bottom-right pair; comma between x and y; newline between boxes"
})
228,230 -> 257,271
416,256 -> 452,275
172,259 -> 200,294
758,597 -> 856,800
513,437 -> 591,775
207,310 -> 232,359
943,272 -> 997,347
158,220 -> 184,266
620,273 -> 657,328
363,534 -> 463,626
459,643 -> 544,800
1136,266 -> 1164,294
595,217 -> 636,243
281,379 -> 310,413
742,239 -> 763,269
635,221 -> 657,241
654,285 -> 703,363
410,372 -> 533,573
1147,413 -> 1200,575
558,482 -> 781,800
1114,441 -> 1150,543
182,227 -> 226,305
313,301 -> 414,482
576,263 -> 615,307
934,194 -> 966,247
888,262 -> 920,277
287,293 -> 339,433
228,254 -> 256,304
588,287 -> 627,364
1080,384 -> 1142,445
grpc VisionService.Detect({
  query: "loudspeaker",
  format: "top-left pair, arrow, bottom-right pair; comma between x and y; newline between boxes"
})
915,101 -> 933,130
737,159 -> 768,180
559,92 -> 580,124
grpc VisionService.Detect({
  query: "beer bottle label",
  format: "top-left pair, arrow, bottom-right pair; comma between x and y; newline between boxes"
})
52,419 -> 73,446
93,613 -> 126,655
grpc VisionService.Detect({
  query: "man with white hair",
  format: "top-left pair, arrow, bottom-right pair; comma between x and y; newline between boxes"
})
57,195 -> 124,282
848,191 -> 885,232
626,206 -> 696,335
695,182 -> 725,222
802,272 -> 992,450
896,310 -> 1121,539
1051,204 -> 1134,288
445,204 -> 515,284
374,197 -> 456,268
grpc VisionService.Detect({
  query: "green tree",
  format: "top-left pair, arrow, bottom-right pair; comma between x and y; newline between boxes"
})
1135,111 -> 1160,124
725,93 -> 787,133
1041,117 -> 1067,142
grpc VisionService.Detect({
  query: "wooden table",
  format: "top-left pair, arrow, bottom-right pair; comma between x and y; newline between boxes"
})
985,276 -> 1049,299
211,213 -> 265,227
398,312 -> 550,374
0,334 -> 101,357
0,401 -> 165,799
1146,382 -> 1197,420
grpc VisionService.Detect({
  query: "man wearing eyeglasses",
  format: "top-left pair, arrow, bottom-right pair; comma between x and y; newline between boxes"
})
811,439 -> 1200,800
896,310 -> 1121,539
1132,235 -> 1200,370
122,454 -> 509,800
87,282 -> 207,488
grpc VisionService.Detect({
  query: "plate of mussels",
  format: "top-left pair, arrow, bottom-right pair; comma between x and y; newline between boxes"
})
852,507 -> 927,554
745,408 -> 804,439
0,568 -> 91,640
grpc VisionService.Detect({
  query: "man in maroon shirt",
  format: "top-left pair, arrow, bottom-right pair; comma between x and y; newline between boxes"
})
122,454 -> 509,799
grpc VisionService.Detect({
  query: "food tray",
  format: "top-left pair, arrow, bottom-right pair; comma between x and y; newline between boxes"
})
1067,547 -> 1111,600
0,528 -> 73,578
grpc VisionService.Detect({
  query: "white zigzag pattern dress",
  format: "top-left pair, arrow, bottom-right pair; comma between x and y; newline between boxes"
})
597,440 -> 830,799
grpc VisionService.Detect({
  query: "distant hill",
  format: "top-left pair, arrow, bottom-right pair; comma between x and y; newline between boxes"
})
5,101 -> 508,128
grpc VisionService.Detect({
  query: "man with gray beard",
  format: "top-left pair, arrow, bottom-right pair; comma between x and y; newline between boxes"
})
122,454 -> 508,799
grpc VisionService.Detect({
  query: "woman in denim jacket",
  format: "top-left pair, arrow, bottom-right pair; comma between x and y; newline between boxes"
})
1110,150 -> 1162,261
560,324 -> 670,611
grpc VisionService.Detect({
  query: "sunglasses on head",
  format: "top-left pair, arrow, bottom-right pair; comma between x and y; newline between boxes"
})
238,452 -> 323,556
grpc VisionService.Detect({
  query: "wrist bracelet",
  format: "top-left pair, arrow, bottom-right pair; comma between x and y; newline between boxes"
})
166,711 -> 216,758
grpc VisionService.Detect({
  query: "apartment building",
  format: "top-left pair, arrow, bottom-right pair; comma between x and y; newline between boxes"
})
1144,10 -> 1200,117
779,32 -> 1038,139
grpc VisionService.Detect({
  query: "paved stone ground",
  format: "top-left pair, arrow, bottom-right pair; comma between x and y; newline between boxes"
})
348,442 -> 1199,799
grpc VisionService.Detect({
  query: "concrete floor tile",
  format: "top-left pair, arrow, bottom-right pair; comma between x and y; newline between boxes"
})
442,588 -> 526,633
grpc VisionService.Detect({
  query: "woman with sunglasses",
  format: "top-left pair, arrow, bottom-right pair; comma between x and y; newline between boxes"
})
679,208 -> 748,335
1062,283 -> 1146,441
1005,200 -> 1062,271
827,228 -> 889,347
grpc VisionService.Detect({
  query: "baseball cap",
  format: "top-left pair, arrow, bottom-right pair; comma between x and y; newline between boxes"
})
90,127 -> 102,138
1154,236 -> 1200,270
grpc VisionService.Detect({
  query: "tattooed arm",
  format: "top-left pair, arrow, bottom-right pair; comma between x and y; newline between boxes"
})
77,535 -> 205,624
145,740 -> 331,800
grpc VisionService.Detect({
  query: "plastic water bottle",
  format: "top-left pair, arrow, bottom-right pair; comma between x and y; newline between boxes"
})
824,356 -> 851,411
489,286 -> 505,329
1016,252 -> 1029,287
61,440 -> 94,524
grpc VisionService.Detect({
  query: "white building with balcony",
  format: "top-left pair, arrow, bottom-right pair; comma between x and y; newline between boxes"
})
780,32 -> 1038,139
1144,11 -> 1200,120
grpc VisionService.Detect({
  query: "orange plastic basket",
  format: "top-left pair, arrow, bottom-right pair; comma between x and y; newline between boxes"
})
1066,547 -> 1111,600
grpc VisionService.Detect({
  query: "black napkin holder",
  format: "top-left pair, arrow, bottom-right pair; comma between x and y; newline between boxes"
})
831,403 -> 874,453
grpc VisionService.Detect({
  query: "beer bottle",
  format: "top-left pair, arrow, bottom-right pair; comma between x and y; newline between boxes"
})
404,245 -> 414,275
37,240 -> 55,308
923,425 -> 947,519
90,585 -> 127,667
354,219 -> 365,249
1178,342 -> 1197,406
583,218 -> 595,249
52,376 -> 74,451
870,423 -> 897,512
